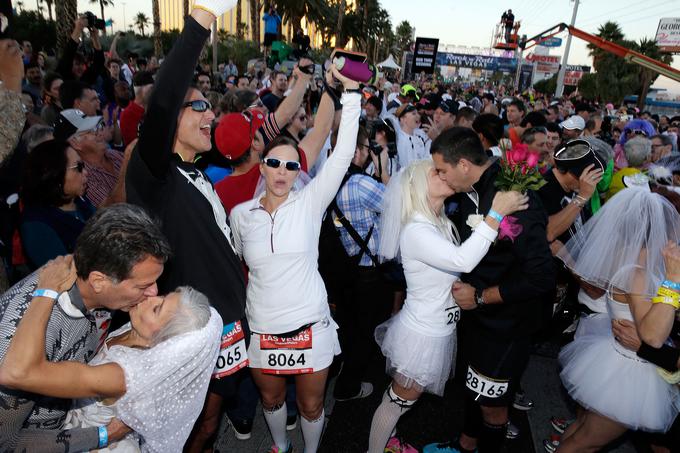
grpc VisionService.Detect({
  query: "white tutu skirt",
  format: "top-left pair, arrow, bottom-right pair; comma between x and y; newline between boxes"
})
574,312 -> 610,339
374,313 -> 456,396
559,329 -> 680,432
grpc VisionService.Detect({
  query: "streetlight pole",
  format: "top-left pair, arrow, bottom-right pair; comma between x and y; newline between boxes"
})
555,0 -> 580,98
122,2 -> 126,32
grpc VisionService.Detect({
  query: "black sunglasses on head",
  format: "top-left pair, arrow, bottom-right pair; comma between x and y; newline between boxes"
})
183,99 -> 212,112
263,157 -> 301,171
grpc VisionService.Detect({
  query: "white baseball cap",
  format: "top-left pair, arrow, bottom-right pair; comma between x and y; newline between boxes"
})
560,115 -> 586,131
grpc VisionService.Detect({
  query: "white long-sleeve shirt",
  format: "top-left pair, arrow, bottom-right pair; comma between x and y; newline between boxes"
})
398,214 -> 497,337
230,93 -> 361,334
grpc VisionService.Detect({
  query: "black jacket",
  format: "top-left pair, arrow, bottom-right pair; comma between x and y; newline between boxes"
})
452,162 -> 555,339
126,16 -> 246,325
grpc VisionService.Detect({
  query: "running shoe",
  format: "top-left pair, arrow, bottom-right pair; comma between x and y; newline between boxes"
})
543,434 -> 561,453
422,440 -> 477,453
286,414 -> 298,431
231,418 -> 252,440
512,391 -> 534,411
265,442 -> 292,453
505,421 -> 520,440
334,382 -> 374,401
385,436 -> 418,453
550,416 -> 572,434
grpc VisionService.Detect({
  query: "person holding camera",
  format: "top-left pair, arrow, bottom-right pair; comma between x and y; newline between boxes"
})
331,126 -> 391,403
56,15 -> 105,85
262,5 -> 281,59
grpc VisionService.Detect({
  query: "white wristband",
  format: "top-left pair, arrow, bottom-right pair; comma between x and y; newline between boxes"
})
32,289 -> 60,300
193,0 -> 238,18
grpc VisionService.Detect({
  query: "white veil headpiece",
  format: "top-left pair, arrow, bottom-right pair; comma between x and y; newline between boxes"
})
556,187 -> 680,297
106,307 -> 223,452
379,166 -> 408,261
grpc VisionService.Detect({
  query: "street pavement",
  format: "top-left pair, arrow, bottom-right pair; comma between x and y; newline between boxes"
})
213,341 -> 639,453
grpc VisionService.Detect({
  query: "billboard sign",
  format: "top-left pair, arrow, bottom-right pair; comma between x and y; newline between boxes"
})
538,37 -> 562,47
656,17 -> 680,53
411,37 -> 439,74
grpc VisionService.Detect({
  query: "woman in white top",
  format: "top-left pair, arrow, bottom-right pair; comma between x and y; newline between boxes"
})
229,67 -> 360,453
366,159 -> 528,453
0,256 -> 222,452
388,103 -> 431,170
555,188 -> 680,452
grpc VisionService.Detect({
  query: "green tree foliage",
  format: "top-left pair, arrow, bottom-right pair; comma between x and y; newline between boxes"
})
135,12 -> 150,37
584,21 -> 673,105
11,10 -> 56,54
394,20 -> 414,61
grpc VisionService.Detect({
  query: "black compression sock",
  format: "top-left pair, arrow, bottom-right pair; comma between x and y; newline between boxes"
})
478,421 -> 507,453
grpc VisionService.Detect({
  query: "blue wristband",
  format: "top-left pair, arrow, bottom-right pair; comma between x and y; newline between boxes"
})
662,280 -> 680,291
98,426 -> 108,449
31,289 -> 59,300
487,209 -> 504,223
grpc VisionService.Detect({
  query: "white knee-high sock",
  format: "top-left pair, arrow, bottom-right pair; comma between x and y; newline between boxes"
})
263,402 -> 289,450
300,409 -> 325,453
367,386 -> 417,453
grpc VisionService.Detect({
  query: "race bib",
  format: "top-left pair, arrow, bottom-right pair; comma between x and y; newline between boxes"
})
213,321 -> 248,379
260,327 -> 313,375
466,365 -> 509,399
445,304 -> 461,326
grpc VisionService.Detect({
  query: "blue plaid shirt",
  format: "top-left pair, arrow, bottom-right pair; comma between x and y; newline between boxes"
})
334,173 -> 385,266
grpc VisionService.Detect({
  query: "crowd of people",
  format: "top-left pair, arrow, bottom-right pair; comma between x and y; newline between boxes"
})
0,0 -> 680,452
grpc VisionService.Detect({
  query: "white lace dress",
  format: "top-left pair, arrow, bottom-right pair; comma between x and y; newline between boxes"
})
63,308 -> 222,452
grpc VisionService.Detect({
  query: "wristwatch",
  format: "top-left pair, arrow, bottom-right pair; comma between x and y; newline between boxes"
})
475,288 -> 485,307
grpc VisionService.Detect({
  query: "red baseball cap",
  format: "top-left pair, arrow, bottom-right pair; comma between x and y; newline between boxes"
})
215,110 -> 266,160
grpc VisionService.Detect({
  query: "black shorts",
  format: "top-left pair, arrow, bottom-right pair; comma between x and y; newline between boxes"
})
264,32 -> 278,47
459,324 -> 531,407
208,317 -> 251,399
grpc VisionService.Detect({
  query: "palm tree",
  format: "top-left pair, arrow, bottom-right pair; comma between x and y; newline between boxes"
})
335,0 -> 346,48
55,0 -> 78,54
89,0 -> 113,34
587,21 -> 624,71
152,0 -> 162,56
236,0 -> 243,38
249,0 -> 261,44
634,37 -> 673,109
135,12 -> 149,37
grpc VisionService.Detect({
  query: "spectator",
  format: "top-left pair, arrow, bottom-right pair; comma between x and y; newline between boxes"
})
22,59 -> 43,114
21,39 -> 32,64
54,109 -> 123,207
56,16 -> 104,85
196,72 -> 212,95
505,98 -> 525,128
59,80 -> 100,116
608,135 -> 652,199
481,93 -> 498,115
651,134 -> 673,163
121,52 -> 138,86
261,70 -> 287,112
508,110 -> 547,147
454,106 -> 478,129
19,139 -> 95,269
0,33 -> 25,166
521,126 -> 549,160
544,122 -> 562,167
40,72 -> 63,126
120,71 -> 154,147
237,75 -> 250,90
560,115 -> 586,141
427,99 -> 458,140
262,6 -> 282,57
472,113 -> 504,157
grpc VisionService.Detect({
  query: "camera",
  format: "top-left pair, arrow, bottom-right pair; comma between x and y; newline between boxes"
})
368,140 -> 397,157
84,11 -> 106,31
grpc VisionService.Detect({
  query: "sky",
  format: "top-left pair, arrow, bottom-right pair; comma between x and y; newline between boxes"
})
72,0 -> 680,95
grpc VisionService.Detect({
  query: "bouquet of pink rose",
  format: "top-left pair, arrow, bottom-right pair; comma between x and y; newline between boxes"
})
491,144 -> 546,242
495,143 -> 547,193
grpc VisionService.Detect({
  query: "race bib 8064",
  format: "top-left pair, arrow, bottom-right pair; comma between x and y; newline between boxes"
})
260,328 -> 313,375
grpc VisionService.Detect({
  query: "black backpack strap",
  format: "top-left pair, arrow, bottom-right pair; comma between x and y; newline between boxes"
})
330,200 -> 380,267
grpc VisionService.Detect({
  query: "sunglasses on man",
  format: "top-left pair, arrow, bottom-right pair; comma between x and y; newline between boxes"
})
183,99 -> 212,113
263,157 -> 301,172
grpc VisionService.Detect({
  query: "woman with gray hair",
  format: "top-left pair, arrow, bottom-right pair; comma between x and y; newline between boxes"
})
0,256 -> 222,452
608,136 -> 652,199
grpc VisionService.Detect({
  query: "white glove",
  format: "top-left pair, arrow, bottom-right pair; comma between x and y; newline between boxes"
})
193,0 -> 238,18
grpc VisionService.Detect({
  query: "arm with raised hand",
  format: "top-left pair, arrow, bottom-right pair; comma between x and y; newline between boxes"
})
272,58 -> 314,130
